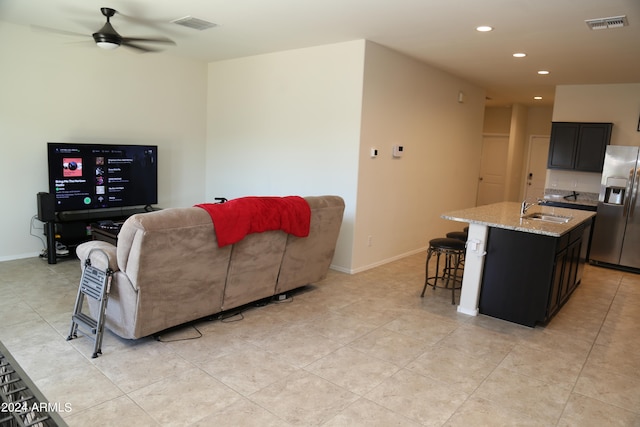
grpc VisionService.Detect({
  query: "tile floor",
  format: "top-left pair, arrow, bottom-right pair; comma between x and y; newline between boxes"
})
0,253 -> 639,426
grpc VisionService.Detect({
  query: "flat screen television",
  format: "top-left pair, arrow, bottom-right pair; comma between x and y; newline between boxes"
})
47,142 -> 158,212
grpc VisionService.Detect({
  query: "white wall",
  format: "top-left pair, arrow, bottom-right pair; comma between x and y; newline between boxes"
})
206,41 -> 366,271
354,42 -> 485,271
0,22 -> 208,260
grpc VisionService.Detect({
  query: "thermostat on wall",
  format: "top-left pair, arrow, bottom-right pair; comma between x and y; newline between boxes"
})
392,145 -> 404,158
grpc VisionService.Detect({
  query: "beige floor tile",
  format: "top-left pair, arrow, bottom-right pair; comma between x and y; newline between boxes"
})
8,338 -> 88,382
0,317 -> 62,350
557,393 -> 640,427
323,397 -> 422,427
472,365 -> 571,425
249,370 -> 359,426
67,327 -> 156,359
35,363 -> 123,413
521,326 -> 593,355
129,367 -> 242,426
348,327 -> 430,367
191,397 -> 292,426
197,342 -> 299,395
542,309 -> 604,342
305,346 -> 400,395
620,273 -> 640,290
301,286 -> 365,312
0,300 -> 43,328
333,298 -> 405,327
587,342 -> 640,378
435,324 -> 515,364
365,368 -> 468,426
0,286 -> 20,305
583,264 -> 624,282
574,360 -> 640,413
158,321 -> 251,364
64,395 -> 157,427
406,345 -> 499,394
248,323 -> 342,368
382,311 -> 459,345
91,340 -> 195,393
444,396 -> 544,427
607,293 -> 640,320
465,312 -> 536,339
295,310 -> 378,345
24,288 -> 78,318
498,342 -> 589,388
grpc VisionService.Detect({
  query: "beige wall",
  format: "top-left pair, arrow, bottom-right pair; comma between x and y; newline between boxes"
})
483,105 -> 553,201
0,22 -> 208,260
548,83 -> 640,193
207,40 -> 486,273
553,84 -> 640,147
206,41 -> 366,271
354,42 -> 485,271
483,107 -> 512,134
526,106 -> 553,136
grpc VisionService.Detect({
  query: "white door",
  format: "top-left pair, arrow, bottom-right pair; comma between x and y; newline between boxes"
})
523,135 -> 550,201
476,135 -> 509,206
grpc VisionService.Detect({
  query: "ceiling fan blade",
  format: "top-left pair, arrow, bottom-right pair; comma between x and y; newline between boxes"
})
31,24 -> 88,38
120,41 -> 160,53
121,36 -> 175,45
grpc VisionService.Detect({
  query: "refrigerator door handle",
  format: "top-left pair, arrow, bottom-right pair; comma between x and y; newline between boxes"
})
630,168 -> 640,218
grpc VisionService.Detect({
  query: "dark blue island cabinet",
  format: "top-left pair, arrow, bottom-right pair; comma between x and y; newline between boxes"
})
478,218 -> 592,327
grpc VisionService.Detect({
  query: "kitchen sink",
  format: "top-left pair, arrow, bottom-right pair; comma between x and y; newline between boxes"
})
522,212 -> 572,223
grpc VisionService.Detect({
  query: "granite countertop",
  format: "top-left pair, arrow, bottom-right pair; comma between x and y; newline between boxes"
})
442,202 -> 596,237
542,190 -> 599,207
541,195 -> 598,208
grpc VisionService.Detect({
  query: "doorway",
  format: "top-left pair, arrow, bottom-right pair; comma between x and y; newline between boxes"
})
523,135 -> 550,201
476,134 -> 509,206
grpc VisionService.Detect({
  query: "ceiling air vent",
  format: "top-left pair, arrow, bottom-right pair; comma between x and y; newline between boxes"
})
171,16 -> 218,31
585,15 -> 628,30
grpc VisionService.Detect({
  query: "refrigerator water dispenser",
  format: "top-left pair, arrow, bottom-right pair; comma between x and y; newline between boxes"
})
606,187 -> 624,204
604,177 -> 627,205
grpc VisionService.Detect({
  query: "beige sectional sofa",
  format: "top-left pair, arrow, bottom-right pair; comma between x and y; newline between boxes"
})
75,195 -> 345,339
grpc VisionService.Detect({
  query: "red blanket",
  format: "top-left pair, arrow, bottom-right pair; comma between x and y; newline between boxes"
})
195,196 -> 311,247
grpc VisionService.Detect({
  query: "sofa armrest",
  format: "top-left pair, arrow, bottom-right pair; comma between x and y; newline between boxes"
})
76,240 -> 119,272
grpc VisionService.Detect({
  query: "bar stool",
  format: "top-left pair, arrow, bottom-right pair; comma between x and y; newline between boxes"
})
446,230 -> 468,241
446,230 -> 468,270
421,237 -> 465,304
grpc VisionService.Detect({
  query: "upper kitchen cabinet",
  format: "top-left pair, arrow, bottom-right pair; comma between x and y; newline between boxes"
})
547,122 -> 612,172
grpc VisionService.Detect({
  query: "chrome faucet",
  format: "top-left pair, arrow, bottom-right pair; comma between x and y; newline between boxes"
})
521,198 -> 543,216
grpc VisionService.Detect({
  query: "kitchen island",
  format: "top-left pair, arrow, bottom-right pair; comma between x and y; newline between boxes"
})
442,202 -> 596,327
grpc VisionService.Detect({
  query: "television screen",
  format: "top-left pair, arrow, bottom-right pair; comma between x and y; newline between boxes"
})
47,142 -> 158,212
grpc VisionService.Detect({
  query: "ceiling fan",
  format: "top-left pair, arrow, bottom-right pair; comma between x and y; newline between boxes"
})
37,7 -> 175,53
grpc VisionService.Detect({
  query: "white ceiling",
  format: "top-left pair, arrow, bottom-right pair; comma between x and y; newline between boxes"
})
2,0 -> 639,107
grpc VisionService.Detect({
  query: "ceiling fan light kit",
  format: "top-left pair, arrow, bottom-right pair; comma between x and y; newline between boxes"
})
93,8 -> 121,49
96,41 -> 119,50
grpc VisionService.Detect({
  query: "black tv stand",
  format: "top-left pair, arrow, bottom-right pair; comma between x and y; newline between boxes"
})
44,206 -> 156,264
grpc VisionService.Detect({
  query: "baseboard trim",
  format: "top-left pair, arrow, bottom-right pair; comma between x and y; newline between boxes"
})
330,246 -> 427,274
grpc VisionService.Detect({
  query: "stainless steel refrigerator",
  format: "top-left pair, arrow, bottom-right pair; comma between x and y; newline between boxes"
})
590,145 -> 640,270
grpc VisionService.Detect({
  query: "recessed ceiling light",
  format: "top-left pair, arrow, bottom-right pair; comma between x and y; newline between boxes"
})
533,96 -> 543,100
513,53 -> 527,58
537,70 -> 550,75
476,26 -> 493,32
